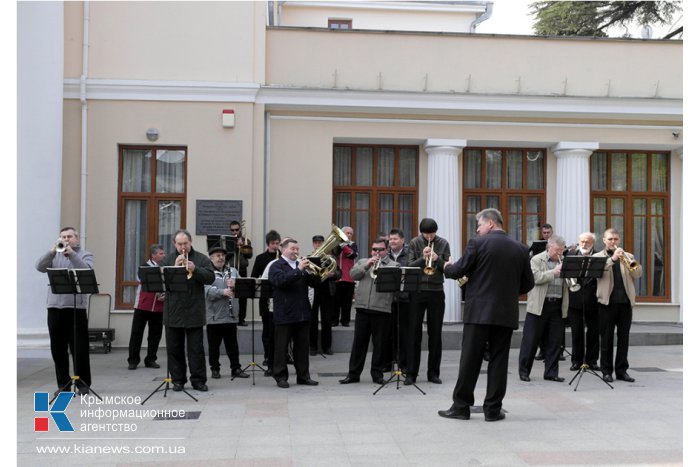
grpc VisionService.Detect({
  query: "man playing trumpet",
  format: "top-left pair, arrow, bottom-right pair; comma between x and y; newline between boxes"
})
593,228 -> 643,383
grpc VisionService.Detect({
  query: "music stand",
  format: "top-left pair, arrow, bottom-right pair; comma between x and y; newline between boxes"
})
237,278 -> 269,385
374,267 -> 425,395
46,268 -> 102,403
561,256 -> 613,390
207,235 -> 236,254
138,266 -> 198,403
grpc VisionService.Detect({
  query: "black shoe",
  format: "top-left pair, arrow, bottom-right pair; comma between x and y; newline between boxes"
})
323,348 -> 334,355
483,351 -> 490,362
519,374 -> 530,382
262,359 -> 269,367
145,361 -> 160,369
264,369 -> 273,377
341,323 -> 350,327
544,376 -> 565,382
128,363 -> 137,370
192,383 -> 208,391
310,348 -> 317,356
534,352 -> 544,361
297,379 -> 319,386
211,370 -> 221,379
602,373 -> 614,383
559,354 -> 566,361
437,406 -> 470,420
570,364 -> 581,371
75,384 -> 90,396
232,368 -> 250,379
404,375 -> 415,386
616,373 -> 635,383
331,322 -> 339,327
238,321 -> 248,327
339,376 -> 360,384
484,409 -> 506,422
588,363 -> 601,371
372,377 -> 387,385
172,383 -> 184,392
428,375 -> 442,384
277,380 -> 290,388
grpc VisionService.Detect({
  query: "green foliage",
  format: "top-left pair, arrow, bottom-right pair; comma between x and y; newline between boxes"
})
529,1 -> 682,37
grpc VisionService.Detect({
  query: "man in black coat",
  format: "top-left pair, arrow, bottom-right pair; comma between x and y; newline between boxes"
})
439,209 -> 534,422
250,229 -> 282,369
268,238 -> 321,388
161,229 -> 215,392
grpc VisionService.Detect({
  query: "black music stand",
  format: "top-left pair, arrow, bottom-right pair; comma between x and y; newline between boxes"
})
561,256 -> 612,390
374,267 -> 425,395
47,268 -> 102,403
207,235 -> 236,255
138,266 -> 198,403
237,278 -> 270,385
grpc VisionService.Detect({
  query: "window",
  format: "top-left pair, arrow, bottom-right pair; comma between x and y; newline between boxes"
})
328,19 -> 352,29
116,145 -> 187,309
333,144 -> 418,255
591,150 -> 670,301
463,148 -> 546,246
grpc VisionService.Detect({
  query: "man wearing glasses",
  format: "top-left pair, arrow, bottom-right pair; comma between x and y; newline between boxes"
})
228,220 -> 253,326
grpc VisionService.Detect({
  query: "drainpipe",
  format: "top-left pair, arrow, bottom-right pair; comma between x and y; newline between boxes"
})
469,1 -> 493,33
80,2 -> 90,247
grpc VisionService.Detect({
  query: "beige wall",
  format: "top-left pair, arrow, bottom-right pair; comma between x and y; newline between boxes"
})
267,28 -> 682,98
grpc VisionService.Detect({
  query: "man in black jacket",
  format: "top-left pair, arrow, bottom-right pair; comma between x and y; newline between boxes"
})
268,238 -> 320,388
250,229 -> 281,369
161,230 -> 215,392
439,209 -> 534,422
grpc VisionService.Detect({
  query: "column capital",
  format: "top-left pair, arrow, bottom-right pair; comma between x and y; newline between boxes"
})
424,138 -> 467,154
551,141 -> 599,157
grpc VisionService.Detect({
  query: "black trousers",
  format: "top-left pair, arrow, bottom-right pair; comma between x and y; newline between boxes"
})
310,288 -> 333,352
166,326 -> 206,385
47,308 -> 91,388
452,324 -> 513,416
334,281 -> 355,325
518,300 -> 563,379
347,309 -> 391,381
238,268 -> 248,322
273,321 -> 311,383
568,305 -> 600,367
598,302 -> 632,376
127,309 -> 163,366
259,299 -> 275,364
406,290 -> 445,379
206,323 -> 242,372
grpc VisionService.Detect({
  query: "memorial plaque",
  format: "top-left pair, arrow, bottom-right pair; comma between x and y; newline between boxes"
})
196,200 -> 243,235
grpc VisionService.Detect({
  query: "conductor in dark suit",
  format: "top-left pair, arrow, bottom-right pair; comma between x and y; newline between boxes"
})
268,238 -> 321,388
439,208 -> 534,422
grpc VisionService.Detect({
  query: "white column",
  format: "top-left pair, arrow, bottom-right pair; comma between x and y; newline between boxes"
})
552,142 -> 599,247
18,2 -> 65,355
424,139 -> 466,323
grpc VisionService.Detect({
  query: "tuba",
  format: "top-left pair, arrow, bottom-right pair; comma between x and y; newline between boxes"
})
423,241 -> 436,276
305,224 -> 349,277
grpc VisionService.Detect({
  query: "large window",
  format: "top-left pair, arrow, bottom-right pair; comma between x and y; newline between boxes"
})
333,144 -> 418,256
591,150 -> 670,301
116,146 -> 187,309
463,148 -> 546,246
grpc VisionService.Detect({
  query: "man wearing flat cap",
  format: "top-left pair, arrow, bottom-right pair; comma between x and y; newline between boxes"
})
405,218 -> 451,386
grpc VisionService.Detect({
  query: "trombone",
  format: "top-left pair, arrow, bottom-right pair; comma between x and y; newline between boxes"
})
423,241 -> 436,276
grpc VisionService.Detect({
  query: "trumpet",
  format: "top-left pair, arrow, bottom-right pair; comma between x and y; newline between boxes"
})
423,241 -> 436,276
54,239 -> 67,253
369,257 -> 381,279
618,249 -> 640,272
182,248 -> 193,279
559,258 -> 580,292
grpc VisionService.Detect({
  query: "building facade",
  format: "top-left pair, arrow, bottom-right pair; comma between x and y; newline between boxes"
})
18,1 -> 683,353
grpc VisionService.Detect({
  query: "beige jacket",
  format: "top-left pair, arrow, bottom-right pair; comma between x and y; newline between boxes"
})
593,250 -> 643,306
526,251 -> 568,318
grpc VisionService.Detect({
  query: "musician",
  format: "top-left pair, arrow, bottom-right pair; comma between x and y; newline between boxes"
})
529,223 -> 553,258
339,238 -> 400,385
204,246 -> 249,380
332,226 -> 358,327
161,229 -> 215,392
228,220 -> 253,326
309,234 -> 339,356
127,244 -> 165,370
518,235 -> 569,383
439,209 -> 533,421
567,232 -> 601,371
35,227 -> 94,396
593,228 -> 643,383
250,230 -> 281,369
384,228 -> 410,372
405,218 -> 451,385
268,238 -> 321,388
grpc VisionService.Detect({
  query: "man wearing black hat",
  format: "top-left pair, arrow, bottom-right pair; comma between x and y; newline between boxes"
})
405,218 -> 451,385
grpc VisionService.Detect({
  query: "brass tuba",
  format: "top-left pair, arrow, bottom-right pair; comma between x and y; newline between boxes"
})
305,224 -> 349,277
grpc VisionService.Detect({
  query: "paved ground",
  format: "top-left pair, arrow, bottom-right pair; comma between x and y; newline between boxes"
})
17,337 -> 682,466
